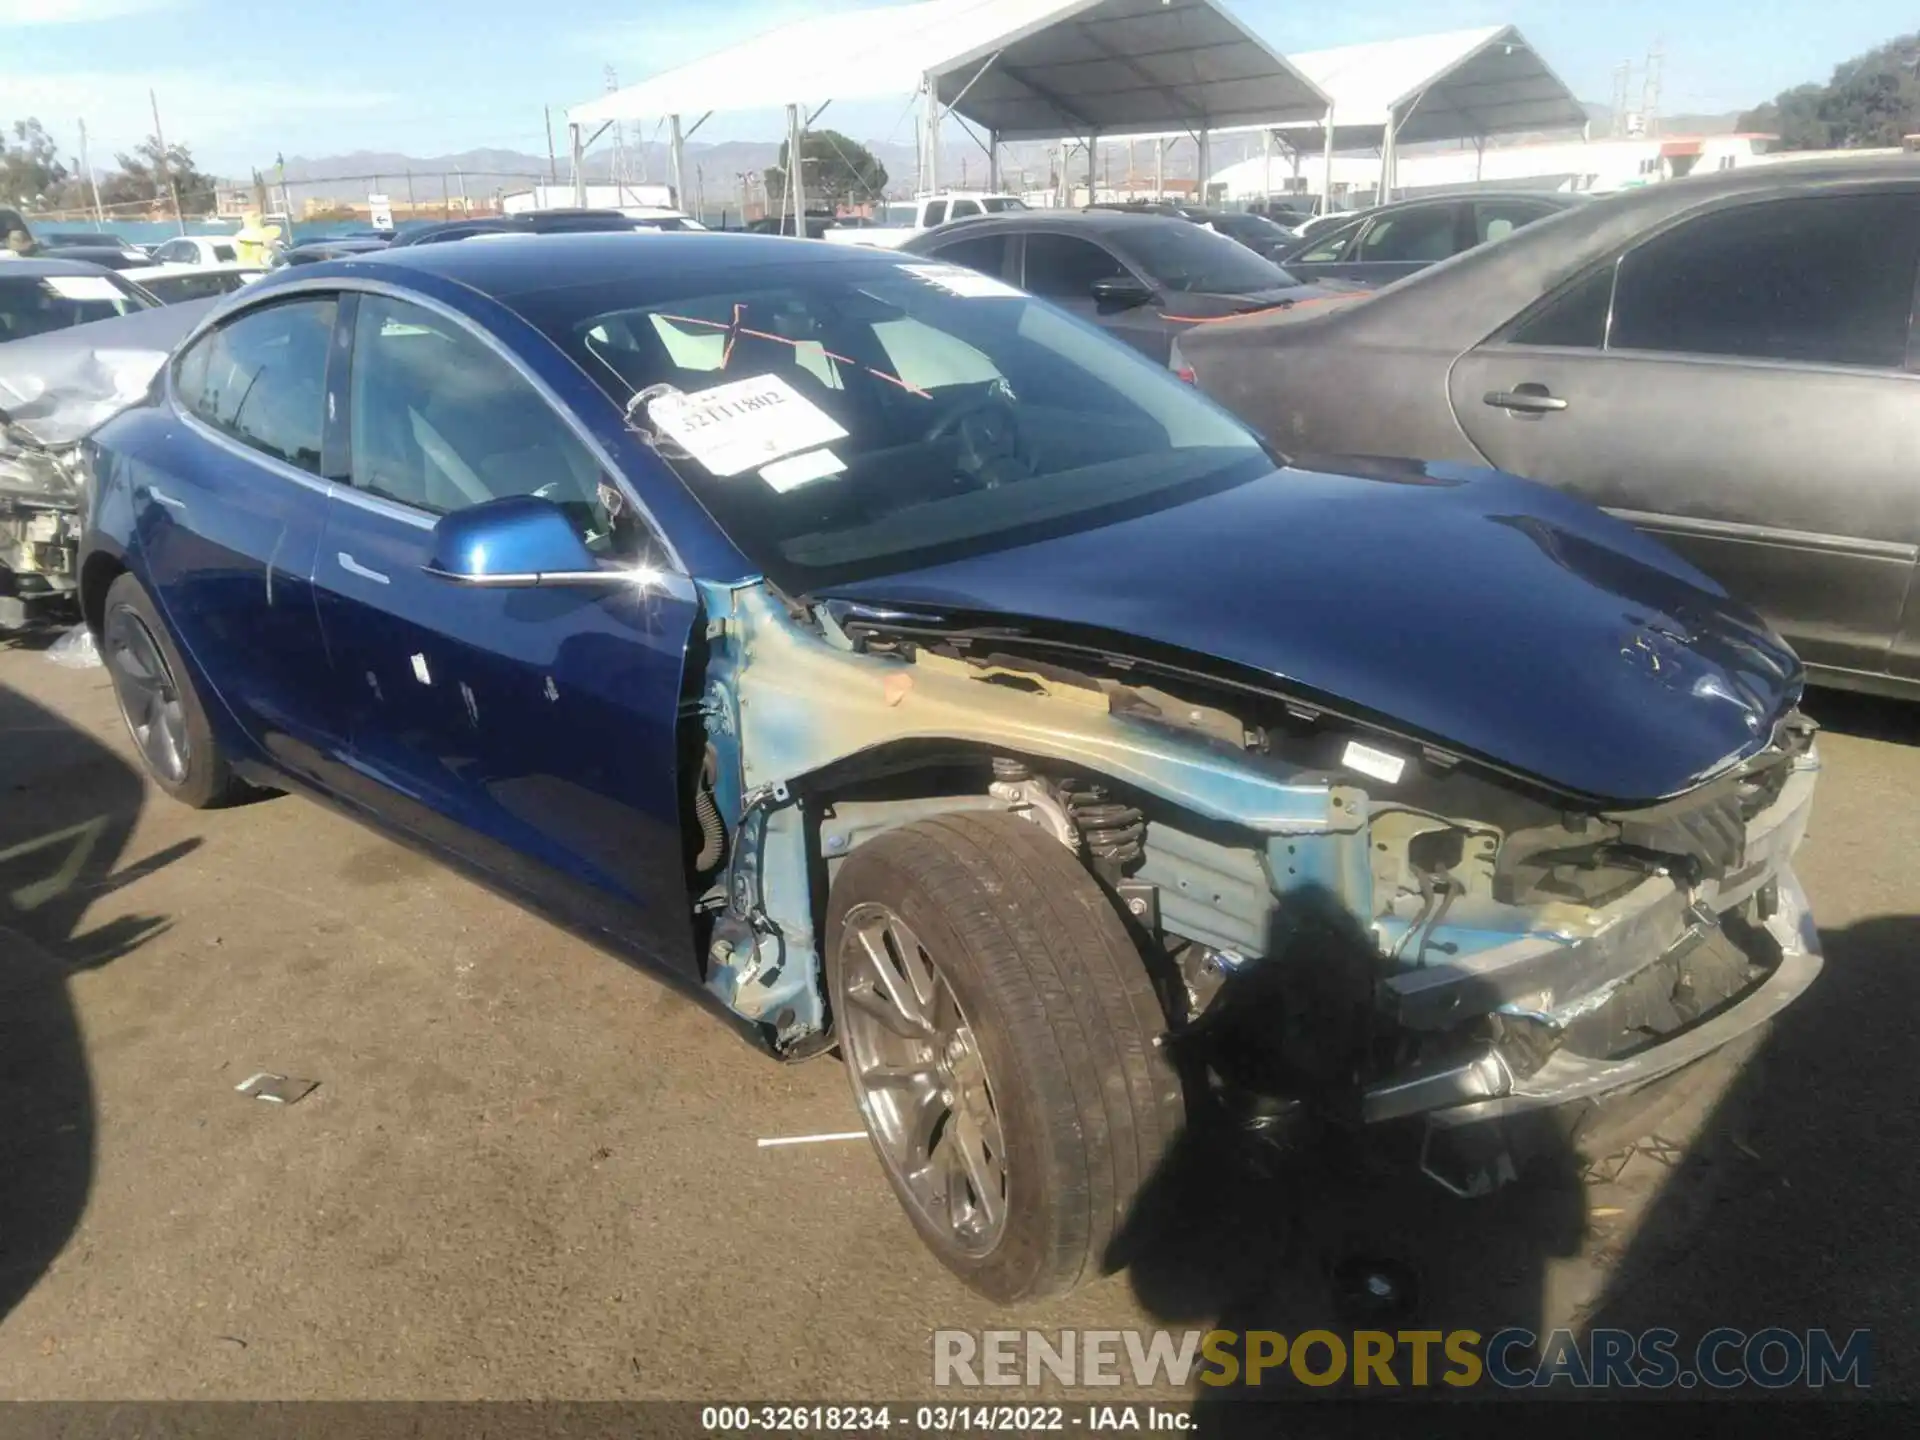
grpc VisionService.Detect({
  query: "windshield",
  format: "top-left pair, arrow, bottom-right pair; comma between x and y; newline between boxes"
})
522,257 -> 1270,589
0,271 -> 153,343
1115,222 -> 1301,294
981,197 -> 1027,213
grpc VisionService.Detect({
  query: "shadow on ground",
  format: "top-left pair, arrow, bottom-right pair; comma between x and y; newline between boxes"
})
1579,685 -> 1919,1394
1106,810 -> 1909,1412
0,676 -> 197,1321
1106,885 -> 1592,1413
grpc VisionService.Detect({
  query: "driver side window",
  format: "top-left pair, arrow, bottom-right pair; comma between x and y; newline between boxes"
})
346,296 -> 643,555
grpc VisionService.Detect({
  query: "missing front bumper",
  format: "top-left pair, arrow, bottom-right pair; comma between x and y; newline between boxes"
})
1362,865 -> 1821,1126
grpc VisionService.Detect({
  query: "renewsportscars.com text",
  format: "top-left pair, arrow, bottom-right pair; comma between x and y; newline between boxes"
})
933,1327 -> 1873,1390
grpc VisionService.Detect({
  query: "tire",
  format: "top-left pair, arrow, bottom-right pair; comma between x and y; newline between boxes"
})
826,810 -> 1184,1302
100,571 -> 244,809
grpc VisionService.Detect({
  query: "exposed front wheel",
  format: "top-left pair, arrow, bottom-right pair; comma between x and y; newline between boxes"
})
827,811 -> 1184,1302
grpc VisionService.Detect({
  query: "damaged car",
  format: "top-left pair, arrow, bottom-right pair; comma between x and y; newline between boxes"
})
75,235 -> 1820,1302
1,283 -> 215,629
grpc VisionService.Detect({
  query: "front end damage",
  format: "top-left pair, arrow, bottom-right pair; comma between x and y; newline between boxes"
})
682,579 -> 1820,1191
1,298 -> 215,629
0,415 -> 88,629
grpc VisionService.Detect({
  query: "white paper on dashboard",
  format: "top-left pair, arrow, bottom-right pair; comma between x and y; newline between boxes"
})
645,373 -> 849,477
899,264 -> 1023,299
42,275 -> 124,302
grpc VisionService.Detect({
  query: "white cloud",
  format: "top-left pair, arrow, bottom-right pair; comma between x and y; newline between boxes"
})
0,0 -> 169,24
1,72 -> 392,172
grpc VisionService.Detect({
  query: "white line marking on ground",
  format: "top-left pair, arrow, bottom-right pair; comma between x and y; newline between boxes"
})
756,1131 -> 868,1149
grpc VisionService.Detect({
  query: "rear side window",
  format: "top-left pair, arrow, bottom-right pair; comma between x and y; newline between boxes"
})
1609,192 -> 1920,368
922,201 -> 948,227
174,298 -> 336,473
0,272 -> 149,341
1357,204 -> 1461,263
949,199 -> 981,219
1294,222 -> 1357,263
212,243 -> 237,263
1474,199 -> 1553,246
925,231 -> 1010,279
1508,263 -> 1616,349
1022,233 -> 1128,297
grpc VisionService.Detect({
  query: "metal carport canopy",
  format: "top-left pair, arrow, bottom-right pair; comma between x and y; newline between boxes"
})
1277,25 -> 1588,148
567,0 -> 1332,140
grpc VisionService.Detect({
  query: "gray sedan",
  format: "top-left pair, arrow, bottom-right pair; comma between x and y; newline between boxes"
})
1273,191 -> 1583,285
1181,158 -> 1920,700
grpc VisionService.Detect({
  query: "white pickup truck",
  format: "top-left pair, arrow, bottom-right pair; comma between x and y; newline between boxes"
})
822,192 -> 1027,248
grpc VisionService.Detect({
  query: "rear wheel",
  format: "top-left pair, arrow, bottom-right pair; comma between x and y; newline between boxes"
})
827,811 -> 1184,1302
101,572 -> 244,809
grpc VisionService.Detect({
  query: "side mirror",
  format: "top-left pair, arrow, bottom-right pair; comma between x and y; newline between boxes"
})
423,495 -> 626,588
1090,274 -> 1156,311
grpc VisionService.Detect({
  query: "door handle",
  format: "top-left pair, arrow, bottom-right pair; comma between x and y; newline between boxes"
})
145,486 -> 187,511
1484,386 -> 1569,414
337,552 -> 390,584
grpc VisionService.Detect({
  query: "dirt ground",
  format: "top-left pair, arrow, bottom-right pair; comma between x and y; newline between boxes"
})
2,637 -> 1914,1401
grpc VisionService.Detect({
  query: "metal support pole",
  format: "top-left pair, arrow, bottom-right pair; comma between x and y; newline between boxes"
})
1377,111 -> 1395,206
1321,108 -> 1336,212
668,113 -> 686,210
787,102 -> 807,234
987,128 -> 1000,192
149,88 -> 186,233
920,75 -> 941,193
545,107 -> 558,184
570,123 -> 586,208
1261,127 -> 1271,202
1086,134 -> 1097,204
78,118 -> 104,223
1196,128 -> 1211,205
1155,137 -> 1164,199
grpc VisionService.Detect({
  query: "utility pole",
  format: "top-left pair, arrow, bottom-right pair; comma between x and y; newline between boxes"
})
605,65 -> 625,197
77,118 -> 104,223
150,88 -> 186,233
456,166 -> 468,215
545,106 -> 559,185
1641,42 -> 1665,140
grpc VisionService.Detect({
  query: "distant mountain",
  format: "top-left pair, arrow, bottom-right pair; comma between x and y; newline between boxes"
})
1578,104 -> 1748,137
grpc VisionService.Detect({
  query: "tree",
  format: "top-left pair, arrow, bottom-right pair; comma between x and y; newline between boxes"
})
1738,32 -> 1920,150
1,118 -> 71,207
98,133 -> 218,213
763,129 -> 888,211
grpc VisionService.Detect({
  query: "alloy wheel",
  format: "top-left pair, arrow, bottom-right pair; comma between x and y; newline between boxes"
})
839,901 -> 1009,1257
104,605 -> 191,785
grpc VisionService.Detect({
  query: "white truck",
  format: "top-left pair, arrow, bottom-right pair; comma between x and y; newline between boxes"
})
822,192 -> 1027,248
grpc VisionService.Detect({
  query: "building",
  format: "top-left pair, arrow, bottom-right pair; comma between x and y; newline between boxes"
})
1210,132 -> 1781,203
501,183 -> 675,215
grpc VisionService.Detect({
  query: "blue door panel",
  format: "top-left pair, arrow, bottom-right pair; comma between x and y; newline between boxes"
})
312,500 -> 699,973
127,423 -> 344,781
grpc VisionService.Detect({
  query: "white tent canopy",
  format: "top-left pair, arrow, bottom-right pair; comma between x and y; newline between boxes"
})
568,0 -> 1332,210
1283,25 -> 1587,149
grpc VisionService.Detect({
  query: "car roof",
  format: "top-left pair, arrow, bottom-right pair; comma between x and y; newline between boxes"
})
285,230 -> 921,300
925,209 -> 1193,240
123,261 -> 263,278
0,256 -> 125,277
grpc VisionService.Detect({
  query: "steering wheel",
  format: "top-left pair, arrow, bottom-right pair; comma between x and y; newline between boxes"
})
922,390 -> 1032,488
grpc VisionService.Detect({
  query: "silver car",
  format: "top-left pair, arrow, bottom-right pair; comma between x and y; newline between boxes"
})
1182,158 -> 1920,699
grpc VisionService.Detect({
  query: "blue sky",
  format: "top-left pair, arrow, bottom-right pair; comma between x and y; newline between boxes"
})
3,0 -> 1911,177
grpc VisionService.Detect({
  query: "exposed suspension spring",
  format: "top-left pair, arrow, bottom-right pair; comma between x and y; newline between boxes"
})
1058,778 -> 1145,877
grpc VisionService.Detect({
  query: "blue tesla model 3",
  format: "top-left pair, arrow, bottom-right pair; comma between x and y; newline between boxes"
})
76,233 -> 1821,1300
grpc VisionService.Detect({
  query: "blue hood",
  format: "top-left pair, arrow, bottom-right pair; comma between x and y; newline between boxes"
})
821,459 -> 1802,805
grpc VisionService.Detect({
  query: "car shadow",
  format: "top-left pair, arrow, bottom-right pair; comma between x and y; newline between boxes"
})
0,677 -> 197,1322
1580,909 -> 1919,1397
1107,885 -> 1590,1413
1800,684 -> 1920,747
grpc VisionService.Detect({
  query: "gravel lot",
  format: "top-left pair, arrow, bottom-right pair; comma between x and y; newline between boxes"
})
2,637 -> 1914,1400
